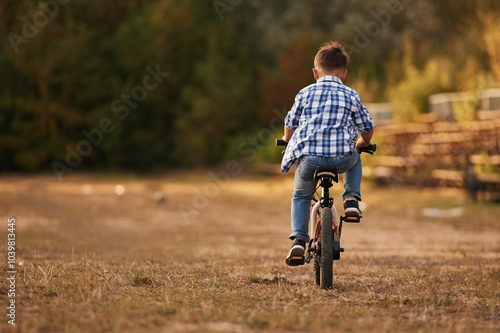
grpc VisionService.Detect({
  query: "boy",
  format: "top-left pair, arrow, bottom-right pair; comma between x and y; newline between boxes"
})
281,41 -> 375,266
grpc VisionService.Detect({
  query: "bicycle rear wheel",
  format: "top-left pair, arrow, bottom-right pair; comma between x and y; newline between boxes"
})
320,207 -> 334,289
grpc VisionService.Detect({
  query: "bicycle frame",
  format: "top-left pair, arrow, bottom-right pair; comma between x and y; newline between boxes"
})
309,192 -> 340,241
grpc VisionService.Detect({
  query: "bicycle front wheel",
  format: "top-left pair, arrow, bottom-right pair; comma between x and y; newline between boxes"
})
320,207 -> 334,289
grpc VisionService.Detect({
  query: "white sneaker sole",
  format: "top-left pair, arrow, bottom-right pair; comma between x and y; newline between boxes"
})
344,207 -> 362,217
288,245 -> 305,257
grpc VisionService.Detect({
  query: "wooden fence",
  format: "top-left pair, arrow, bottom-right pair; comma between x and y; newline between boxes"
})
370,111 -> 500,201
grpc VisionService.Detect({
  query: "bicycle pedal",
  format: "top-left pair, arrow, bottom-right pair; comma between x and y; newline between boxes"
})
343,215 -> 361,223
286,256 -> 305,266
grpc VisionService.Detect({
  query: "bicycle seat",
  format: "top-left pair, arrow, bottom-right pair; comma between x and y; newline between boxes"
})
314,165 -> 339,183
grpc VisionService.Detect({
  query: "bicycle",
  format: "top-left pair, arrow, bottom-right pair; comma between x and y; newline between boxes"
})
276,139 -> 376,289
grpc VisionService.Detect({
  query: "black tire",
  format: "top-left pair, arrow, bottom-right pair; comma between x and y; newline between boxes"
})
313,258 -> 320,285
320,207 -> 334,289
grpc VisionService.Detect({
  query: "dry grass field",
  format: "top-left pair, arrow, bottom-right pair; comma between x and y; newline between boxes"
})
0,172 -> 499,333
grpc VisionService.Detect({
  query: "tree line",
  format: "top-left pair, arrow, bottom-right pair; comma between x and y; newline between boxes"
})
1,0 -> 499,173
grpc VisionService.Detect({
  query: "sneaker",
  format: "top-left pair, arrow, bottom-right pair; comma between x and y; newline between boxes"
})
285,238 -> 306,266
344,199 -> 362,217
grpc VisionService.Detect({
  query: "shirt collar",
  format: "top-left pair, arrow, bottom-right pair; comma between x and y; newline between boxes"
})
318,75 -> 343,84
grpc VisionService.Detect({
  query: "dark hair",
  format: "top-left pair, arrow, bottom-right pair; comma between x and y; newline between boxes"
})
314,41 -> 350,71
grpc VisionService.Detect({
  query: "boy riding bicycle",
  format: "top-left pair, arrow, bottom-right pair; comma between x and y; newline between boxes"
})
281,41 -> 375,266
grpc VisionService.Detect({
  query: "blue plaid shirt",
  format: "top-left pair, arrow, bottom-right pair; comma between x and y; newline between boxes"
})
281,75 -> 375,174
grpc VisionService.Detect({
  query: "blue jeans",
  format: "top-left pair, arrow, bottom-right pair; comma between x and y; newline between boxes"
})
290,151 -> 362,242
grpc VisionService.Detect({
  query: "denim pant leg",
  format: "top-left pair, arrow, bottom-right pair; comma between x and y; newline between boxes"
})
335,151 -> 362,201
290,156 -> 321,242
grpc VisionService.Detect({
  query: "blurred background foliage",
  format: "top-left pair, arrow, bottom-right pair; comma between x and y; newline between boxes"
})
1,0 -> 500,172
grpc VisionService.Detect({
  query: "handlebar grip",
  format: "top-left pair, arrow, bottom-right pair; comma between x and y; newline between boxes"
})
359,144 -> 377,154
276,139 -> 288,146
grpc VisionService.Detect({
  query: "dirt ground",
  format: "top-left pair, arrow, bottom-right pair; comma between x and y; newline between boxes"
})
0,173 -> 499,333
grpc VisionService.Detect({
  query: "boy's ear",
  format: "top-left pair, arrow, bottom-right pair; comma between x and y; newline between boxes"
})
312,68 -> 320,80
340,69 -> 348,81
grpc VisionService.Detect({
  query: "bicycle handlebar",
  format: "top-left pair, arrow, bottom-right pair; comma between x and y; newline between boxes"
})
275,139 -> 377,154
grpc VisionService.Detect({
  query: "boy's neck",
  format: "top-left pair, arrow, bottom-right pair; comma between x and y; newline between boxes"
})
318,73 -> 341,80
314,68 -> 347,82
